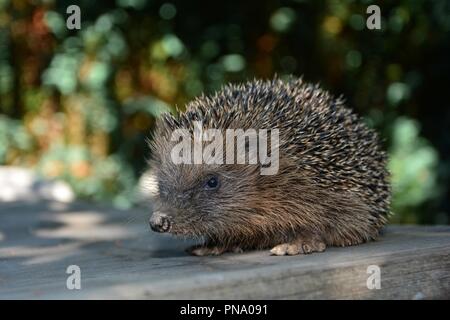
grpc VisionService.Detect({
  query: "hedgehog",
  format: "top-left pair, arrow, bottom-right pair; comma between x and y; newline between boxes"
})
144,77 -> 390,256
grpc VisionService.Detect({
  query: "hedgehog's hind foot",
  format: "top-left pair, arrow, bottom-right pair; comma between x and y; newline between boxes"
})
270,236 -> 326,256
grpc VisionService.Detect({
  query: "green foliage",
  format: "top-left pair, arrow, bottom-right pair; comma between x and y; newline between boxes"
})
36,144 -> 137,209
0,116 -> 32,163
388,117 -> 439,223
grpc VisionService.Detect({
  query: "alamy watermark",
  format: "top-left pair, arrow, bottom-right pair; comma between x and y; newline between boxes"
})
66,5 -> 81,30
170,121 -> 280,175
366,5 -> 381,30
366,265 -> 381,290
66,265 -> 81,290
64,4 -> 382,31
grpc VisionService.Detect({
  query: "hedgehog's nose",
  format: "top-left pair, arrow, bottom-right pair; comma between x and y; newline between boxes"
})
149,211 -> 171,233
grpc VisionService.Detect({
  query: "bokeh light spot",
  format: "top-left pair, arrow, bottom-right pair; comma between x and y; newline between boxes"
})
222,54 -> 246,72
270,7 -> 296,33
159,3 -> 177,20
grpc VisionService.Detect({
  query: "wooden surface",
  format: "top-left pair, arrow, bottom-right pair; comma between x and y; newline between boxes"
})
0,200 -> 449,299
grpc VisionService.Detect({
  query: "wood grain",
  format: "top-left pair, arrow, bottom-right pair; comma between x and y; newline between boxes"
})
0,201 -> 448,299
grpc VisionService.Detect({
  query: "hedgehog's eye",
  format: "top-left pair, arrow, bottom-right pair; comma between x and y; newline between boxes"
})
205,176 -> 219,190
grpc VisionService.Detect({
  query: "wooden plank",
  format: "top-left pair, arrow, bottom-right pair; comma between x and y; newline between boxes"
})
0,201 -> 449,299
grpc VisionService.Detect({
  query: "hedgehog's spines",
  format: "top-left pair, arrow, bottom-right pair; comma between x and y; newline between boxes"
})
153,77 -> 391,244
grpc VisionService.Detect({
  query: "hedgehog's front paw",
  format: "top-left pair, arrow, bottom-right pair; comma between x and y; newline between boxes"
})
270,238 -> 326,256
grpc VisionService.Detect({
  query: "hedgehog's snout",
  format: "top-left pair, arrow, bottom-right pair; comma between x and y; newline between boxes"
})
149,211 -> 172,233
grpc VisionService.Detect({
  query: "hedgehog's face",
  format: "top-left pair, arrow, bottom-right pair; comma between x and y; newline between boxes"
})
146,114 -> 267,240
146,160 -> 260,239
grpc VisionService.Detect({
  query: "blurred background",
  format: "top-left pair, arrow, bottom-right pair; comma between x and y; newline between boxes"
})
0,0 -> 448,224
